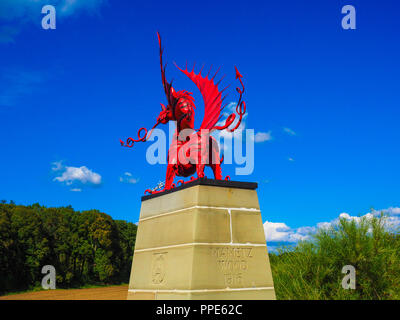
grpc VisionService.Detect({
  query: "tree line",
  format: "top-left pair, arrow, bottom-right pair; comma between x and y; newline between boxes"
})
0,201 -> 137,295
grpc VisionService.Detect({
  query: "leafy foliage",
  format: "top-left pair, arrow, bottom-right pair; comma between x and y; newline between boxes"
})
0,202 -> 137,295
270,214 -> 400,300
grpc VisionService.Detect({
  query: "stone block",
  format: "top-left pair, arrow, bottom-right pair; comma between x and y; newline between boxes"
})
128,180 -> 275,300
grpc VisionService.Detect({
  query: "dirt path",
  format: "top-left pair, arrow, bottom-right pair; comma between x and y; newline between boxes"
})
0,285 -> 128,300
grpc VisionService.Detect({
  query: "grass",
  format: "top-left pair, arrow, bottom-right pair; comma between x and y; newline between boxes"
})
269,214 -> 400,300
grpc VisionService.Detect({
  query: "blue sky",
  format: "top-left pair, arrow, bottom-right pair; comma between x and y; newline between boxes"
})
1,0 -> 399,247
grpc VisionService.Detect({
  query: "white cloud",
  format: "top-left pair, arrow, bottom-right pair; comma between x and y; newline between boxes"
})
70,188 -> 82,192
212,102 -> 271,151
212,102 -> 248,153
288,157 -> 295,162
316,221 -> 332,230
263,221 -> 291,242
51,161 -> 63,171
264,207 -> 400,244
53,163 -> 102,186
59,0 -> 107,17
214,102 -> 247,138
283,127 -> 296,136
263,221 -> 314,242
377,207 -> 400,216
119,172 -> 139,184
253,131 -> 272,143
318,211 -> 378,230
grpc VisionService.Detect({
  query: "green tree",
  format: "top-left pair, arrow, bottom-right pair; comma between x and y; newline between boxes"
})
0,202 -> 138,294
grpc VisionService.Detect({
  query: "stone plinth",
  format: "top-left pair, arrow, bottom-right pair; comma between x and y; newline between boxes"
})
127,178 -> 276,300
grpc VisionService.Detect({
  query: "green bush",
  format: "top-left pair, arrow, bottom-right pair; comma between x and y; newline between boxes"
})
270,214 -> 400,300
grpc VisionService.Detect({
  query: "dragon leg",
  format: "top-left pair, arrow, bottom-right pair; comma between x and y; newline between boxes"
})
210,162 -> 222,180
164,164 -> 176,190
196,163 -> 205,179
208,135 -> 222,180
209,149 -> 222,180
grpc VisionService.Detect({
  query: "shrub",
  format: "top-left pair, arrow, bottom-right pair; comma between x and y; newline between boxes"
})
270,214 -> 400,300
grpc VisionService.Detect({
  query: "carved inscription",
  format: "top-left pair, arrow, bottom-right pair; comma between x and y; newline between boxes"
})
210,247 -> 253,286
151,252 -> 167,284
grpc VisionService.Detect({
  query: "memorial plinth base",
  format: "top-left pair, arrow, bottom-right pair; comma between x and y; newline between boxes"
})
127,178 -> 276,300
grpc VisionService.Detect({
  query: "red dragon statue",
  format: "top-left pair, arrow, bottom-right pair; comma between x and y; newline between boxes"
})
120,32 -> 246,194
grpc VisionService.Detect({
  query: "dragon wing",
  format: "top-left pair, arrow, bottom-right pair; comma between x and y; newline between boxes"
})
175,63 -> 229,130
